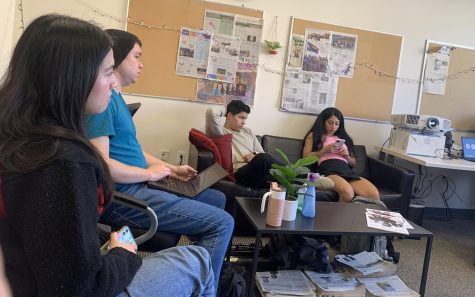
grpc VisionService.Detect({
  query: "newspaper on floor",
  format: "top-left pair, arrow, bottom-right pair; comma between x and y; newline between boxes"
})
255,270 -> 315,296
335,251 -> 396,276
304,271 -> 366,297
357,275 -> 420,297
365,208 -> 413,235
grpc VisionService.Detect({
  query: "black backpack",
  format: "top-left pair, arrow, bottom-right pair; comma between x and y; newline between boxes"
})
217,263 -> 246,297
265,234 -> 334,273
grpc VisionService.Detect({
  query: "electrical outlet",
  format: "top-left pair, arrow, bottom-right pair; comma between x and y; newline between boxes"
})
160,150 -> 169,162
176,150 -> 186,165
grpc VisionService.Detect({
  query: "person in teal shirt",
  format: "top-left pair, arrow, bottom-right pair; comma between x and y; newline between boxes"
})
85,29 -> 233,289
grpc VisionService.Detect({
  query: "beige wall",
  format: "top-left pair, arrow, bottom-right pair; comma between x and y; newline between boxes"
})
6,0 -> 475,209
0,0 -> 16,77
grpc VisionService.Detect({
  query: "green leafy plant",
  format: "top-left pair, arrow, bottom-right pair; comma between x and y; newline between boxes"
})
269,148 -> 318,200
264,40 -> 282,50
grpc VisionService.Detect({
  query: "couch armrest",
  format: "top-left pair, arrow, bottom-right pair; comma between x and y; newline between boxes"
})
367,157 -> 414,217
188,143 -> 215,171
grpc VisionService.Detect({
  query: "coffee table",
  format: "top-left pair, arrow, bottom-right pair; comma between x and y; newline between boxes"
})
235,197 -> 433,297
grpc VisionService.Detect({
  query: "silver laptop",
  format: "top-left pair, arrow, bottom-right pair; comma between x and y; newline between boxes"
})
147,163 -> 227,198
461,137 -> 475,161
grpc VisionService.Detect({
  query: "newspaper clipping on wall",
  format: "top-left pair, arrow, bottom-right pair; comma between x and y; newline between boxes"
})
206,34 -> 240,83
281,29 -> 358,115
287,34 -> 305,71
176,27 -> 212,79
191,12 -> 262,106
204,10 -> 235,36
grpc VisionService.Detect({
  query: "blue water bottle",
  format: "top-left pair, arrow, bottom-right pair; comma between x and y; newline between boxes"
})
302,173 -> 317,218
297,186 -> 306,211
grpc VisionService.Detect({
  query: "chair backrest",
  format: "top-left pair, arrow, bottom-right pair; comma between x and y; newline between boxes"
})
127,103 -> 142,117
261,135 -> 304,164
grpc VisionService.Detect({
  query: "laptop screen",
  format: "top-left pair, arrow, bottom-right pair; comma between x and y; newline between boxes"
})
461,137 -> 475,159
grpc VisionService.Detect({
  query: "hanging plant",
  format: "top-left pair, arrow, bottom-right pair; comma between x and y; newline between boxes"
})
264,40 -> 282,54
264,16 -> 282,55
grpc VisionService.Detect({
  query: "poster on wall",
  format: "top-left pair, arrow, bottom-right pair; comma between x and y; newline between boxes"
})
423,52 -> 450,95
196,79 -> 227,104
175,27 -> 212,79
226,63 -> 257,106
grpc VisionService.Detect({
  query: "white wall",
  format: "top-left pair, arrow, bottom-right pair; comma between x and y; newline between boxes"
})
7,0 -> 475,210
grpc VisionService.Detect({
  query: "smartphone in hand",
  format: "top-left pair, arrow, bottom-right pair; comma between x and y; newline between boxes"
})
100,226 -> 136,255
334,139 -> 346,149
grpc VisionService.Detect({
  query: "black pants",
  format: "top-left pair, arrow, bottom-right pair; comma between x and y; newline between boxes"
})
234,153 -> 280,189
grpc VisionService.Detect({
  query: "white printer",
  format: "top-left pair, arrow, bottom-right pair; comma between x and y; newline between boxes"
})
388,114 -> 450,157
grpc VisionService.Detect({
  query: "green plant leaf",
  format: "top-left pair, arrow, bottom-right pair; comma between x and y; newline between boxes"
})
273,164 -> 297,180
294,167 -> 311,175
275,148 -> 291,165
270,169 -> 294,195
295,156 -> 318,167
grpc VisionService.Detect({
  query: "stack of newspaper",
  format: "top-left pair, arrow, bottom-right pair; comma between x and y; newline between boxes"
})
358,275 -> 420,297
255,270 -> 419,297
365,208 -> 413,235
255,270 -> 315,297
334,251 -> 397,277
304,271 -> 366,297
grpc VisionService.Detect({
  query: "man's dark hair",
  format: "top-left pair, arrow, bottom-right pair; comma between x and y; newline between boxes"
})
226,100 -> 250,116
105,29 -> 142,69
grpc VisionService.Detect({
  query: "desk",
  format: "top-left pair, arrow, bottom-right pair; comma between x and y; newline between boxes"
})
236,197 -> 433,297
376,146 -> 475,172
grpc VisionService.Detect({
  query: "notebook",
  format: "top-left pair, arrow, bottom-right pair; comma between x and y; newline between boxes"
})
461,137 -> 475,161
147,163 -> 228,198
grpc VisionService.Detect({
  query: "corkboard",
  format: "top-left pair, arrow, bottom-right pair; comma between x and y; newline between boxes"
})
290,17 -> 403,121
125,0 -> 263,100
419,41 -> 475,131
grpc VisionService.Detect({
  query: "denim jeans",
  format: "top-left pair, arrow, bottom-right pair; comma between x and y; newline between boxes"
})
101,183 -> 234,289
118,246 -> 215,297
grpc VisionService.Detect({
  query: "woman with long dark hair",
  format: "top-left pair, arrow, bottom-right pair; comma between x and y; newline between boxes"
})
302,107 -> 379,202
0,14 -> 213,296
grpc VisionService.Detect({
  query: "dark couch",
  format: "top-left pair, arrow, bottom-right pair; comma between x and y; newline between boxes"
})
189,135 -> 415,234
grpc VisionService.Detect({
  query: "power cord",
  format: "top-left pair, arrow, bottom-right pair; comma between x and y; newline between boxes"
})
379,137 -> 390,153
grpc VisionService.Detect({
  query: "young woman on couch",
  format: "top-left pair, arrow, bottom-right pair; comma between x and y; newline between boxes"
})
302,107 -> 379,202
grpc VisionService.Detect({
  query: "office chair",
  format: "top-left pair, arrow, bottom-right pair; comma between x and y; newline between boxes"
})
127,102 -> 142,117
108,191 -> 180,251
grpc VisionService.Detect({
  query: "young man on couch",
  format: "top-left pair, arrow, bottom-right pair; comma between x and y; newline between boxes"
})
206,100 -> 279,189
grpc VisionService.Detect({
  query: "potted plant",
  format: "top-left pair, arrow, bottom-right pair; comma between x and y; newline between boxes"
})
269,148 -> 318,200
264,40 -> 282,55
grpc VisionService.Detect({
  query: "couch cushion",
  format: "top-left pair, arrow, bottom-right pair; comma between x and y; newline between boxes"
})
188,129 -> 235,181
212,134 -> 233,179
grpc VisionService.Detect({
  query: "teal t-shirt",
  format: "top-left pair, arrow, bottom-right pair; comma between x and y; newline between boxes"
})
85,89 -> 147,190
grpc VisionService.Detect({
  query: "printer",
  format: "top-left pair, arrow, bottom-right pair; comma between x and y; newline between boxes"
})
388,114 -> 451,157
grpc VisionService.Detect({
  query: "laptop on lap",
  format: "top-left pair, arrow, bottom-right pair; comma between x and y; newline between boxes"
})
147,163 -> 228,198
461,137 -> 475,161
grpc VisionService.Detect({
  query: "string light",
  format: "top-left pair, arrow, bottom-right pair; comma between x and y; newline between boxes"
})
18,1 -> 475,84
18,0 -> 24,31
